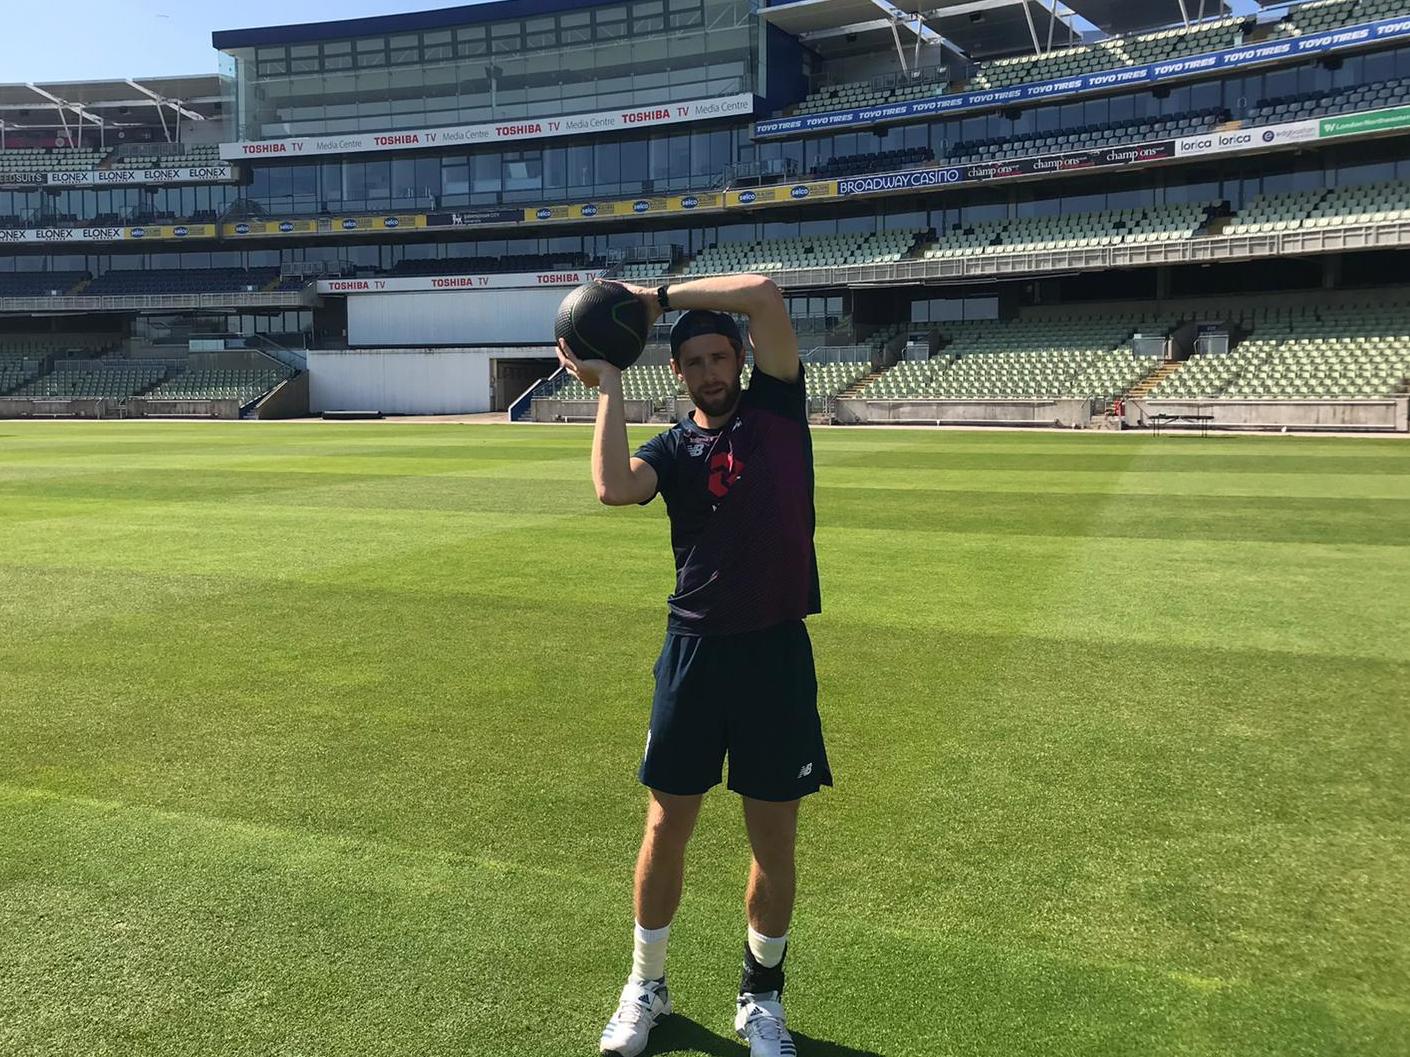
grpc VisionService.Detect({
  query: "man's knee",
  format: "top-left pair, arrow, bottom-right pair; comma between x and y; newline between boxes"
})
643,791 -> 701,853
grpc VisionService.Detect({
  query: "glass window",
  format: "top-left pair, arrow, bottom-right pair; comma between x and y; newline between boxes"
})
633,1 -> 665,34
525,17 -> 557,49
423,30 -> 453,62
492,23 -> 521,54
389,34 -> 420,65
561,12 -> 591,44
290,45 -> 319,74
356,38 -> 387,68
668,0 -> 703,31
323,41 -> 352,71
595,6 -> 628,40
456,26 -> 488,57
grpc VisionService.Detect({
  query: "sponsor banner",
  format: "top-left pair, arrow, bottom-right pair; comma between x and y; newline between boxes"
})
1320,104 -> 1410,138
330,214 -> 424,232
0,226 -> 126,243
672,192 -> 722,212
0,172 -> 49,188
0,165 -> 235,189
227,219 -> 319,236
315,270 -> 605,294
754,16 -> 1410,138
837,167 -> 966,196
221,94 -> 754,160
126,223 -> 218,240
1176,120 -> 1318,156
522,191 -> 731,224
728,181 -> 836,207
425,208 -> 525,227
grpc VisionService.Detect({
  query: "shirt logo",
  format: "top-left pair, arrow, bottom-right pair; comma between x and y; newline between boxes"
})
707,450 -> 744,499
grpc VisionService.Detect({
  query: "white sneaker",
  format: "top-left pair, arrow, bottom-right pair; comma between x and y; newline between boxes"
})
600,977 -> 671,1057
735,991 -> 797,1057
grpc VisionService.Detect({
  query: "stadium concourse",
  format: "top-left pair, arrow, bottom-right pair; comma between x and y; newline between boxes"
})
0,0 -> 1408,429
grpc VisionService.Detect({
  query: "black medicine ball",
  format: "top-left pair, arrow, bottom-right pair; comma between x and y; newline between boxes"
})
554,280 -> 648,370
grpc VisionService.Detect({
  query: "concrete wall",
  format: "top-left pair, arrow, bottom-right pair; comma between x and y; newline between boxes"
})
255,372 -> 309,419
127,399 -> 241,419
0,398 -> 113,418
834,398 -> 1095,427
532,398 -> 653,423
347,288 -> 566,347
307,346 -> 555,414
1128,398 -> 1408,432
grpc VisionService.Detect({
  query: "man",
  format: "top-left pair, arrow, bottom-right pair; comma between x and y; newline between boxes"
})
555,273 -> 832,1057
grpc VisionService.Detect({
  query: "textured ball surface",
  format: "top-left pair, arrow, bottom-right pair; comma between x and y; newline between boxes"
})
554,281 -> 648,370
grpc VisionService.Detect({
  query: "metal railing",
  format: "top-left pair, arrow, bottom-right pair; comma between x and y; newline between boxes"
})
680,220 -> 1410,291
0,292 -> 310,312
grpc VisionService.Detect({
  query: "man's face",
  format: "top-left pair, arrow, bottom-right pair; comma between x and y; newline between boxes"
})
674,335 -> 744,418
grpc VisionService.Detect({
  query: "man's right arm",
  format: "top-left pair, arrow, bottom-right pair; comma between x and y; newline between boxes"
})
593,368 -> 659,506
556,338 -> 658,506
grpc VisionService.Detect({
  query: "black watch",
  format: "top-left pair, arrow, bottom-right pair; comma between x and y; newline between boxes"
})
656,285 -> 671,311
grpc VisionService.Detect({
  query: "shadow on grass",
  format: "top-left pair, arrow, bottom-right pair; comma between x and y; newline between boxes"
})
645,1016 -> 886,1056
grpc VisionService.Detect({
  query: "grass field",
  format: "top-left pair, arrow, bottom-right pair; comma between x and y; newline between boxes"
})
0,421 -> 1407,1057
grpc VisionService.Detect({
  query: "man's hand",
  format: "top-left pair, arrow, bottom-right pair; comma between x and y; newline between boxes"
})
557,338 -> 621,390
611,280 -> 664,332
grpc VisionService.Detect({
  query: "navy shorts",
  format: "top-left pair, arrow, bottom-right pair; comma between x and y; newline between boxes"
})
639,619 -> 832,802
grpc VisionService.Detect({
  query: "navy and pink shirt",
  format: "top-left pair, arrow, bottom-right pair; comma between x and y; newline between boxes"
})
634,365 -> 821,636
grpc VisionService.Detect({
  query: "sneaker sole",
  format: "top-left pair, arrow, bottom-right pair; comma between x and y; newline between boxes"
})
600,1003 -> 672,1057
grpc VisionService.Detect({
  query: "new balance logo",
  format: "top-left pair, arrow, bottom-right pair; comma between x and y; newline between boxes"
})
797,762 -> 813,779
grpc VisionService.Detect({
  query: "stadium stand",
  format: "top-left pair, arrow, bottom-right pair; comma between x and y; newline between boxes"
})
794,71 -> 949,115
1279,0 -> 1405,35
810,148 -> 935,180
0,272 -> 90,296
949,108 -> 1224,164
1224,182 -> 1410,235
387,254 -> 601,276
971,18 -> 1245,92
83,268 -> 281,295
1248,77 -> 1410,127
551,358 -> 873,405
146,367 -> 290,405
0,146 -> 108,172
0,333 -> 119,357
1119,17 -> 1247,66
972,39 -> 1130,90
615,262 -> 675,282
861,316 -> 1155,401
9,361 -> 166,399
683,231 -> 921,275
0,355 -> 44,395
1151,304 -> 1410,399
920,202 -> 1214,258
107,143 -> 223,169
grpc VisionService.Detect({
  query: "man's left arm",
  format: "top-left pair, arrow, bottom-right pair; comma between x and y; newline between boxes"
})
620,274 -> 800,383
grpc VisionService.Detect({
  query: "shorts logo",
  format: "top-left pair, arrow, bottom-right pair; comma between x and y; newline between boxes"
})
797,762 -> 813,778
707,449 -> 743,499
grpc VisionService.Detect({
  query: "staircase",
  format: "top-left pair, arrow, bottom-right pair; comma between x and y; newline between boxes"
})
840,368 -> 885,398
1116,360 -> 1181,410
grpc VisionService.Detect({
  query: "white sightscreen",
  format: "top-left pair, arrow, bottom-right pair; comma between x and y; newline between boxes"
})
347,288 -> 565,346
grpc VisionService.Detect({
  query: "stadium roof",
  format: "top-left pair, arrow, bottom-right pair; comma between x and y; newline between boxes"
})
762,0 -> 1083,60
213,0 -> 603,50
1062,0 -> 1233,35
0,76 -> 225,140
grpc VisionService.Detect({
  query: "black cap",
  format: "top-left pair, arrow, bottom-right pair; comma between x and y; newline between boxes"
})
670,309 -> 743,360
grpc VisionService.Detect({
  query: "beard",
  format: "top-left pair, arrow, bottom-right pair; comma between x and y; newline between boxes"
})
689,374 -> 743,418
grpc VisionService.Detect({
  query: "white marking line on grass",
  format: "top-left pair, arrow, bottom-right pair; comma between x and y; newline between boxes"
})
0,781 -> 598,893
3,782 -> 1406,1016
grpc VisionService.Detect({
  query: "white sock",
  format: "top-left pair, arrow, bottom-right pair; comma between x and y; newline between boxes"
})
631,921 -> 671,982
747,926 -> 788,969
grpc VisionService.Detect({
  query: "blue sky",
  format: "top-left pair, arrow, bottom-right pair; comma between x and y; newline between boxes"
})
1,0 -> 1271,84
0,1 -> 484,82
